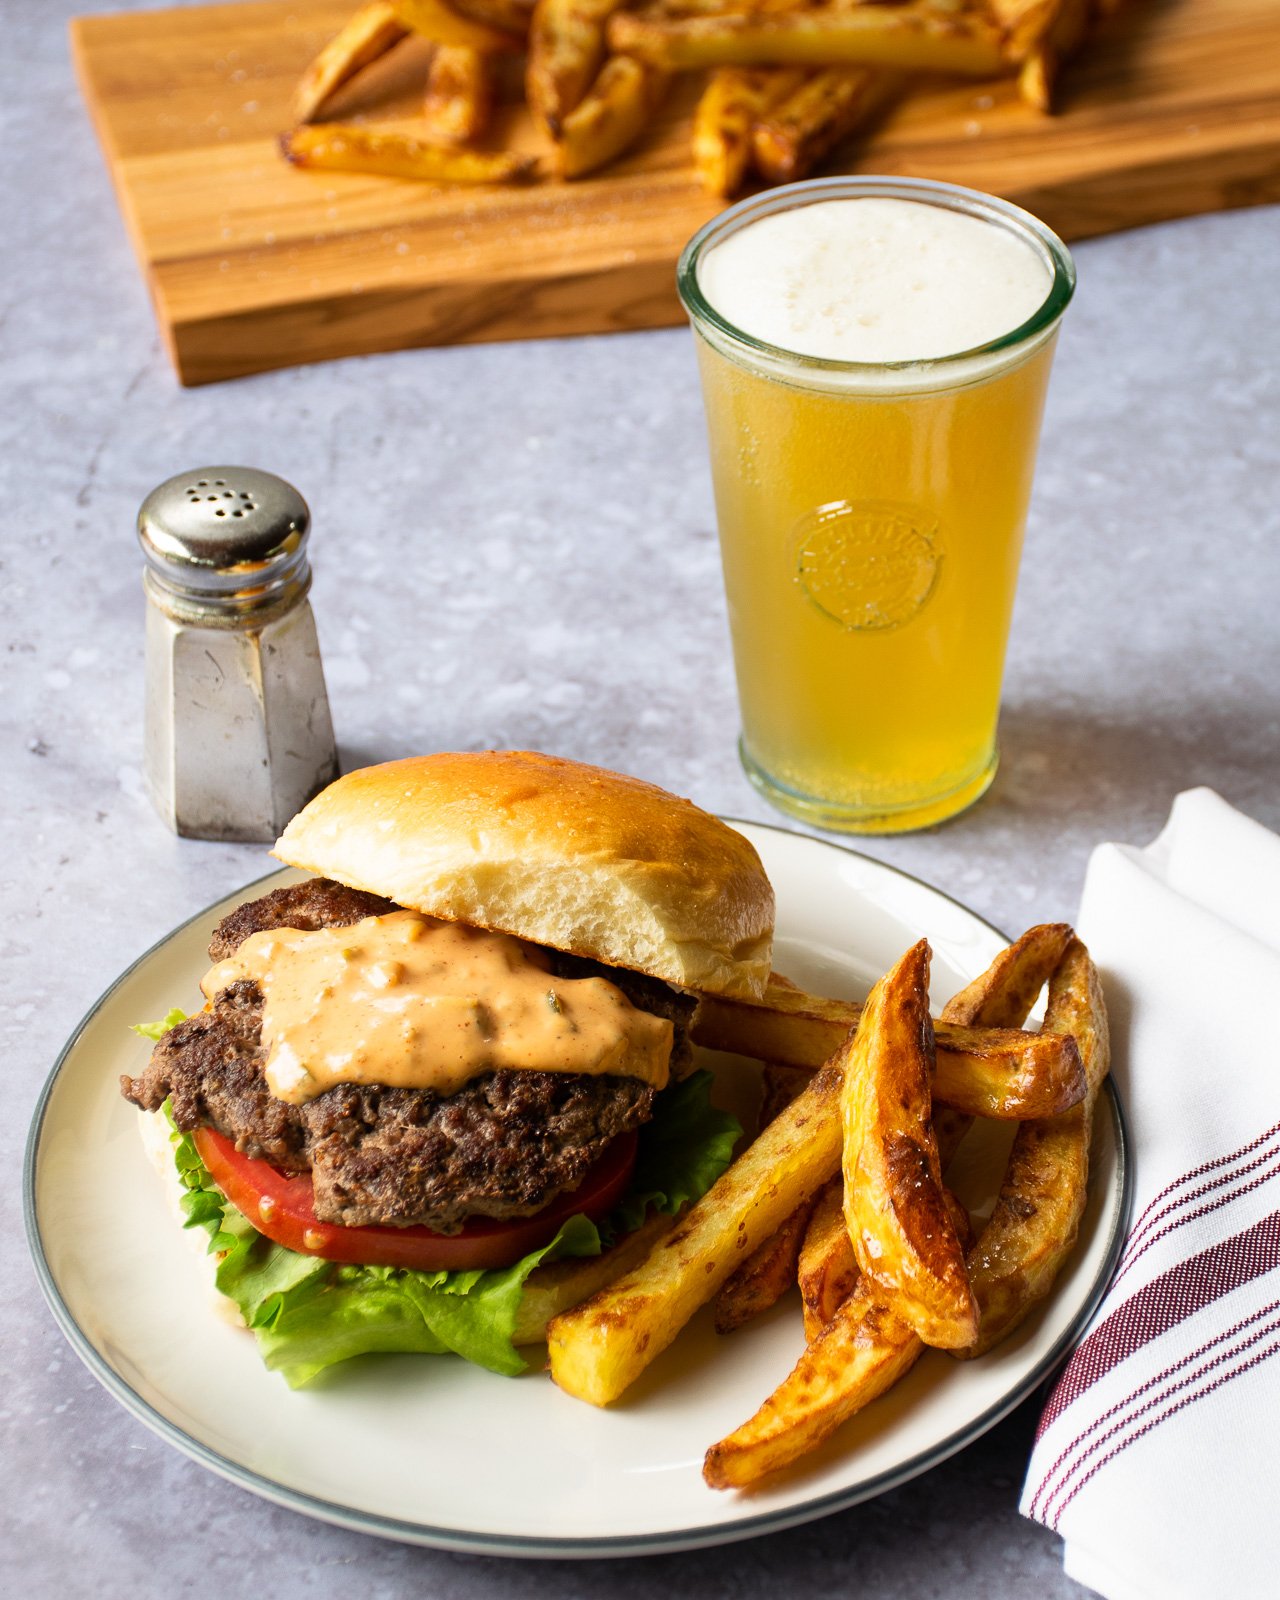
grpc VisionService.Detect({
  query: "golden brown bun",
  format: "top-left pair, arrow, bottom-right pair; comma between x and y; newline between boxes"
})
273,751 -> 774,999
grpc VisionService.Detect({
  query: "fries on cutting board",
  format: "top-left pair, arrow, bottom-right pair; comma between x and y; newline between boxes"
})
281,0 -> 1126,191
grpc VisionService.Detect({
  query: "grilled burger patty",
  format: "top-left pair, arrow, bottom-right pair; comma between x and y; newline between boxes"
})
122,878 -> 694,1233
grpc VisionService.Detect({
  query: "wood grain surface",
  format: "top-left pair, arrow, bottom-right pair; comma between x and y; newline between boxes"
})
72,0 -> 1280,385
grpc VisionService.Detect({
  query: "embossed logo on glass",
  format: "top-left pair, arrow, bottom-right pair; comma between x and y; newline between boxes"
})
793,500 -> 942,631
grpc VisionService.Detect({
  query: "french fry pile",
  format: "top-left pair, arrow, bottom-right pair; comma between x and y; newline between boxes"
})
545,923 -> 1110,1489
281,0 -> 1123,191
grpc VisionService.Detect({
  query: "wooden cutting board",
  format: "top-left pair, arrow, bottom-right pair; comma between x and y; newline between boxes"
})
73,0 -> 1280,385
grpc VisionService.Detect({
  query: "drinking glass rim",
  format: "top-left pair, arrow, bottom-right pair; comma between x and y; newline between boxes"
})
676,176 -> 1076,377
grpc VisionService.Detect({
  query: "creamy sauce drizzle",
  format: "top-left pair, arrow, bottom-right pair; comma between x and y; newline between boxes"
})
201,911 -> 674,1106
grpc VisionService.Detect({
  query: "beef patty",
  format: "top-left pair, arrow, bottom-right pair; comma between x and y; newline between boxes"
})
122,878 -> 694,1232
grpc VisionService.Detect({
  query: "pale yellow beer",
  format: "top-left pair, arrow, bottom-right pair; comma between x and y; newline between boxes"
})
678,180 -> 1074,833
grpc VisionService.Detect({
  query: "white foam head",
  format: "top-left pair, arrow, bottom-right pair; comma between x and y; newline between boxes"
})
697,196 -> 1053,366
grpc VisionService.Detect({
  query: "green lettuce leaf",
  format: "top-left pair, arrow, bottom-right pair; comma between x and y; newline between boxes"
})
160,1068 -> 738,1387
131,1008 -> 188,1040
610,1069 -> 742,1237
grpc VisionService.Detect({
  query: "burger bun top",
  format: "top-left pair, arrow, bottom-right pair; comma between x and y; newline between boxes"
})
273,751 -> 774,999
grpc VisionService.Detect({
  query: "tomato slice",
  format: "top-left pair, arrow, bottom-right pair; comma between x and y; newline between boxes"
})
192,1126 -> 638,1273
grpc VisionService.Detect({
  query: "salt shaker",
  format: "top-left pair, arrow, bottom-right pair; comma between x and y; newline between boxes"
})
137,467 -> 340,842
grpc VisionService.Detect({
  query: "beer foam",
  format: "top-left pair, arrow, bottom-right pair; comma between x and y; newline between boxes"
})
697,197 -> 1052,364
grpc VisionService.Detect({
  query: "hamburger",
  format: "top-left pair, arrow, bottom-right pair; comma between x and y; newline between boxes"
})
123,750 -> 775,1384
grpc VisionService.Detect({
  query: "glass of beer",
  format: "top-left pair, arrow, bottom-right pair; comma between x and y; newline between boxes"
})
677,177 -> 1075,833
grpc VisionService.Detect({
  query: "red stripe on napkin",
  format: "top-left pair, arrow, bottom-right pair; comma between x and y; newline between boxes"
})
1122,1122 -> 1280,1252
1028,1299 -> 1280,1520
1110,1146 -> 1280,1290
1114,1122 -> 1280,1283
1036,1208 -> 1280,1438
1046,1331 -> 1280,1527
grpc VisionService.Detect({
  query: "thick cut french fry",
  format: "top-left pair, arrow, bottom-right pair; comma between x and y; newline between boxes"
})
988,0 -> 1057,53
423,44 -> 496,143
935,920 -> 1076,1154
655,0 -> 805,15
988,0 -> 1079,62
607,6 -> 1007,76
795,925 -> 1071,1343
714,1061 -> 816,1333
751,65 -> 898,184
757,1059 -> 813,1126
957,937 -> 1110,1357
707,1191 -> 974,1486
513,1211 -> 676,1345
943,1185 -> 975,1253
527,0 -> 625,139
704,1275 -> 921,1489
692,66 -> 807,196
943,923 -> 1074,1034
450,0 -> 535,35
714,1194 -> 816,1333
798,1177 -> 857,1341
692,981 -> 1085,1121
293,2 -> 410,124
708,927 -> 1089,1489
555,56 -> 670,178
546,1065 -> 845,1405
800,1187 -> 969,1347
280,123 -> 536,184
1014,0 -> 1093,107
694,981 -> 854,1067
842,940 -> 977,1349
1019,48 -> 1053,111
390,0 -> 524,53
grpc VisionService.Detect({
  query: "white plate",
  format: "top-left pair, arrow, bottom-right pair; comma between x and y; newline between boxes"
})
25,821 -> 1129,1557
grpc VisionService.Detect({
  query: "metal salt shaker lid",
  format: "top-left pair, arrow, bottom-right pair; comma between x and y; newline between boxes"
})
138,466 -> 311,619
138,467 -> 340,842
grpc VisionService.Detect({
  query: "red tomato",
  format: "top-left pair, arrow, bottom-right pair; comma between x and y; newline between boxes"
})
192,1126 -> 638,1273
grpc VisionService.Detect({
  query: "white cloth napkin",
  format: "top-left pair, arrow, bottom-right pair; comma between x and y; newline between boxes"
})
1021,789 -> 1280,1600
